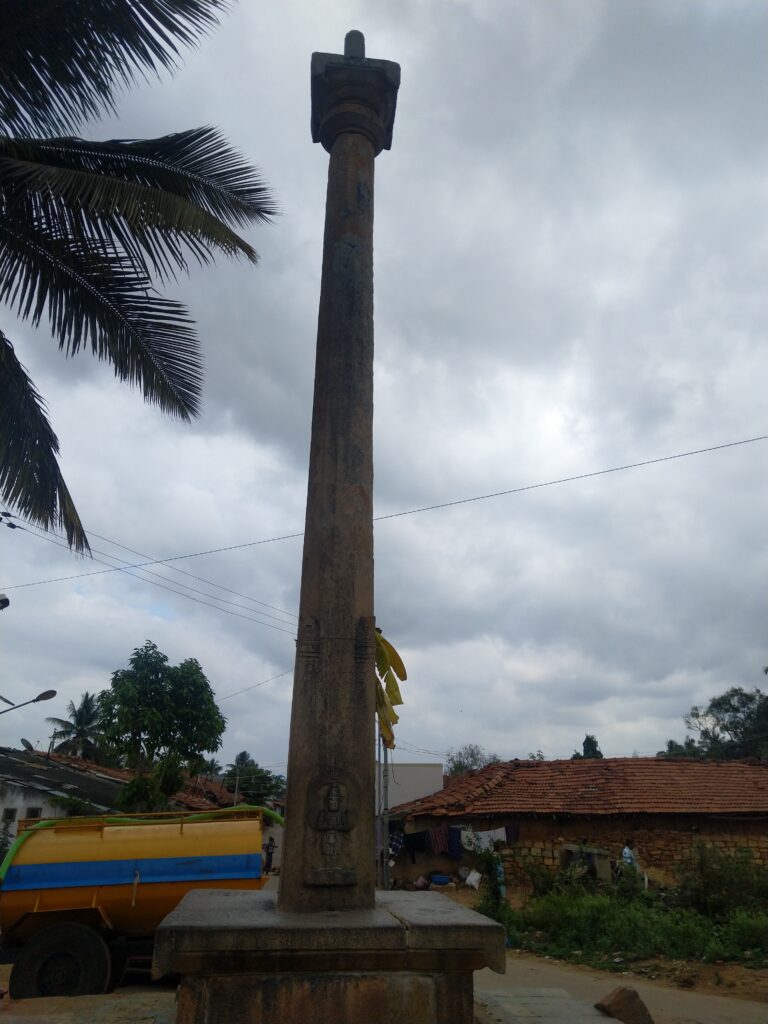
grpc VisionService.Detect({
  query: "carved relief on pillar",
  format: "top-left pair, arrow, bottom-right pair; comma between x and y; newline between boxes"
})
305,773 -> 358,886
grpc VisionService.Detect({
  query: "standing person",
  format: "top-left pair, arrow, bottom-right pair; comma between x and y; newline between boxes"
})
263,835 -> 276,874
621,838 -> 638,869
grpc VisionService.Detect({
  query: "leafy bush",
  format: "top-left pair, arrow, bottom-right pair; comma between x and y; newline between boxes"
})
676,845 -> 768,920
722,909 -> 768,952
476,900 -> 526,947
472,843 -> 768,964
525,861 -> 556,896
477,887 -> 768,963
52,794 -> 95,817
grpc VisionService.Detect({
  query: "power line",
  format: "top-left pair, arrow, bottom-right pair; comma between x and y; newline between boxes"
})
15,516 -> 297,628
219,669 -> 293,701
4,520 -> 296,635
84,527 -> 297,620
3,432 -> 766,594
396,739 -> 449,758
373,433 -> 768,521
0,524 -> 304,591
2,512 -> 298,624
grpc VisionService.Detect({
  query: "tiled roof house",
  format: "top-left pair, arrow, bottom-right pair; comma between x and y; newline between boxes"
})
390,757 -> 768,884
0,748 -> 239,842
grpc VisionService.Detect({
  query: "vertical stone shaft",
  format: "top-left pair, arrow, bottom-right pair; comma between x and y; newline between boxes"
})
279,131 -> 377,912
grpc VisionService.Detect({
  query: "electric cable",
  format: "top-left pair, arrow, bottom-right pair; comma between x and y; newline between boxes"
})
2,433 -> 766,594
219,669 -> 293,701
13,516 -> 297,627
4,520 -> 296,635
83,527 -> 297,620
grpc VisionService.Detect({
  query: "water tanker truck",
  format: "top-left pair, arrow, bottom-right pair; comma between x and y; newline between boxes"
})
0,806 -> 277,999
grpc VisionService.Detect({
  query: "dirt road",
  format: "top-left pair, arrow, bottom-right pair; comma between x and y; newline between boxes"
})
475,951 -> 768,1024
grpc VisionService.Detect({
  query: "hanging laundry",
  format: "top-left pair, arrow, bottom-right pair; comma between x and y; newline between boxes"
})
447,827 -> 464,859
403,831 -> 427,863
429,824 -> 449,855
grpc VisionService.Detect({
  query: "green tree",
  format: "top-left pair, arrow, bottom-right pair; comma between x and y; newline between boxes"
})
445,744 -> 501,776
188,755 -> 222,777
571,734 -> 604,760
116,753 -> 185,813
657,736 -> 701,759
224,751 -> 286,804
45,691 -> 104,760
659,684 -> 768,760
0,1 -> 275,551
98,641 -> 226,770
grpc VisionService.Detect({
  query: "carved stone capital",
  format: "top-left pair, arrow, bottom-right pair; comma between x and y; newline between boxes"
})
311,32 -> 400,155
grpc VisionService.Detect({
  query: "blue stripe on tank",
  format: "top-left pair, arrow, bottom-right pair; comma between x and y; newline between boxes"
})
1,852 -> 262,891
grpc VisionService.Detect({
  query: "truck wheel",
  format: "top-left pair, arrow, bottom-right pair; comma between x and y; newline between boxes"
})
9,923 -> 112,999
107,939 -> 128,991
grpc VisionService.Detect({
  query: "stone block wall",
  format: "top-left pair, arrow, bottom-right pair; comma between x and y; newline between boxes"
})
500,815 -> 768,886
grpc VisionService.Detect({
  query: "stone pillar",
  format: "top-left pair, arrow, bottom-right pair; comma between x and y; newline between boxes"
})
153,37 -> 506,1024
279,30 -> 400,914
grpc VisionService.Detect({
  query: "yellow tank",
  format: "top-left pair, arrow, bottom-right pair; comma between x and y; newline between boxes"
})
0,807 -> 272,998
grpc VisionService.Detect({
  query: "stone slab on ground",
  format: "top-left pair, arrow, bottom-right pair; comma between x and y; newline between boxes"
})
476,987 -> 607,1023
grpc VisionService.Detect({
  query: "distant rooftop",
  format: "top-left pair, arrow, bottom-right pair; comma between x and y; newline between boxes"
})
0,748 -> 238,814
390,757 -> 768,821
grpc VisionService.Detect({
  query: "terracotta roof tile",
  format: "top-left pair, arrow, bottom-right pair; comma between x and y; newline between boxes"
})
36,752 -> 236,811
392,758 -> 768,819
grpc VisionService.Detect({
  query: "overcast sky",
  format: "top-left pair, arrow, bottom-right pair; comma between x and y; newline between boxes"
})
1,0 -> 766,776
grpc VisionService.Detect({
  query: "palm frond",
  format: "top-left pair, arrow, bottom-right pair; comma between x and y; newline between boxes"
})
0,330 -> 89,551
0,220 -> 203,419
0,132 -> 275,280
45,717 -> 75,733
0,1 -> 228,137
1,130 -> 277,228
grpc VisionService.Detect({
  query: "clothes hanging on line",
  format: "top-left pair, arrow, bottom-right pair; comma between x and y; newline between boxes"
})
429,824 -> 449,855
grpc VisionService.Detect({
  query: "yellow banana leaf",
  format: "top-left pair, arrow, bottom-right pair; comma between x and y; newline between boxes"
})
378,633 -> 407,681
376,677 -> 399,726
378,714 -> 395,749
374,631 -> 391,678
385,667 -> 404,706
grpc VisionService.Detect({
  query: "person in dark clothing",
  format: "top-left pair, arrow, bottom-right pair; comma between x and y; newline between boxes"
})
263,835 -> 276,873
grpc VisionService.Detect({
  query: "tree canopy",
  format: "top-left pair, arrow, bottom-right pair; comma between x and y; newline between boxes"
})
659,682 -> 768,760
445,743 -> 501,775
571,734 -> 604,760
98,640 -> 226,769
0,0 -> 275,551
224,751 -> 286,804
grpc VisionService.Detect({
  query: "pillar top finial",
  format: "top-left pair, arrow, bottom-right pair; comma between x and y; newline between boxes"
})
311,37 -> 401,154
344,30 -> 365,59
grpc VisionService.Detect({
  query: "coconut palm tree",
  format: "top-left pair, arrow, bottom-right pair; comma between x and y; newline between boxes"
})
0,1 -> 275,551
46,691 -> 104,760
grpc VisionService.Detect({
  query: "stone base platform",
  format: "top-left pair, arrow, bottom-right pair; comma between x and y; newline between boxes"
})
152,889 -> 505,1024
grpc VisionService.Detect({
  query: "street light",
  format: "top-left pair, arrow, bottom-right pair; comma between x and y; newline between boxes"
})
0,690 -> 57,716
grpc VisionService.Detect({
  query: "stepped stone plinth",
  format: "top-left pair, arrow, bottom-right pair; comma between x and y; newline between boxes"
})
154,889 -> 504,1024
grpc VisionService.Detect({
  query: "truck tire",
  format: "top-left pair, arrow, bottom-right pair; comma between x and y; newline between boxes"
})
9,923 -> 112,999
107,938 -> 128,991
